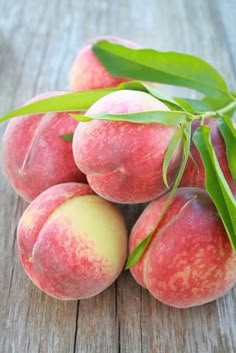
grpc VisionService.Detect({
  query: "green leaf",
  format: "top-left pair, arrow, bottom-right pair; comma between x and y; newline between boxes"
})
125,122 -> 192,269
93,41 -> 229,98
83,110 -> 188,125
174,97 -> 236,117
193,125 -> 236,252
142,83 -> 184,111
60,133 -> 74,141
174,98 -> 212,113
119,81 -> 185,111
216,100 -> 236,118
163,126 -> 184,187
124,233 -> 152,270
188,150 -> 200,174
218,115 -> 236,180
0,81 -> 185,123
70,113 -> 92,122
203,96 -> 236,119
0,89 -> 115,123
231,92 -> 236,100
203,96 -> 233,111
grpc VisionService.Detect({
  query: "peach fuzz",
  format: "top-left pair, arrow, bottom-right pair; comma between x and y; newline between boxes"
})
17,183 -> 128,300
129,187 -> 236,308
2,92 -> 86,202
72,90 -> 182,204
181,118 -> 236,196
69,36 -> 140,91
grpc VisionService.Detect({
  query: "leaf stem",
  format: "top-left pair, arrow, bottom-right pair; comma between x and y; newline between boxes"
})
216,100 -> 236,116
125,122 -> 192,269
202,99 -> 236,119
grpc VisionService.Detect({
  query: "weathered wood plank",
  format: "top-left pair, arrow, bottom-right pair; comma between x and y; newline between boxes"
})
75,285 -> 118,353
137,1 -> 236,352
215,0 -> 236,81
0,1 -> 78,352
0,0 -> 235,352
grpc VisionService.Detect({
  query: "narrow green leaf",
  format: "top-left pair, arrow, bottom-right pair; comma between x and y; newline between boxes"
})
119,81 -> 185,111
60,133 -> 74,141
174,97 -> 236,117
124,233 -> 152,270
174,98 -> 212,113
193,125 -> 236,252
70,114 -> 92,122
0,89 -> 114,123
142,83 -> 184,111
125,122 -> 192,269
0,81 -> 185,124
188,150 -> 200,174
215,100 -> 236,118
231,92 -> 236,100
84,110 -> 188,125
218,115 -> 236,180
163,127 -> 184,187
93,41 -> 229,97
203,96 -> 233,111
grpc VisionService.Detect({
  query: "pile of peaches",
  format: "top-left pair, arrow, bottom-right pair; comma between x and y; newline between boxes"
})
2,37 -> 236,308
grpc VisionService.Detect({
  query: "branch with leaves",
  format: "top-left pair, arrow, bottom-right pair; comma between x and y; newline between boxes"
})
1,40 -> 236,268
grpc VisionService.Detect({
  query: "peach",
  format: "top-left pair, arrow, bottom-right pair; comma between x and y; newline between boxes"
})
181,118 -> 236,195
129,187 -> 236,308
2,92 -> 86,201
72,90 -> 182,204
69,36 -> 140,91
17,183 -> 127,300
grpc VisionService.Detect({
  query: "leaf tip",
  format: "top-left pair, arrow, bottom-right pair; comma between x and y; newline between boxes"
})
59,133 -> 74,141
124,262 -> 131,271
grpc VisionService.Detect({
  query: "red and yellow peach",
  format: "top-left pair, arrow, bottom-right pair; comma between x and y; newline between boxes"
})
17,183 -> 127,300
2,92 -> 86,201
72,89 -> 182,204
129,187 -> 236,308
69,36 -> 140,91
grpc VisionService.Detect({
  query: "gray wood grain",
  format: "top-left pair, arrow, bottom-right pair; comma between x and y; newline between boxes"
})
215,0 -> 236,80
0,0 -> 235,352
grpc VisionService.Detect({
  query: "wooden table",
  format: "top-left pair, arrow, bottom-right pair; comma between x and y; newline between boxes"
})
0,1 -> 235,352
